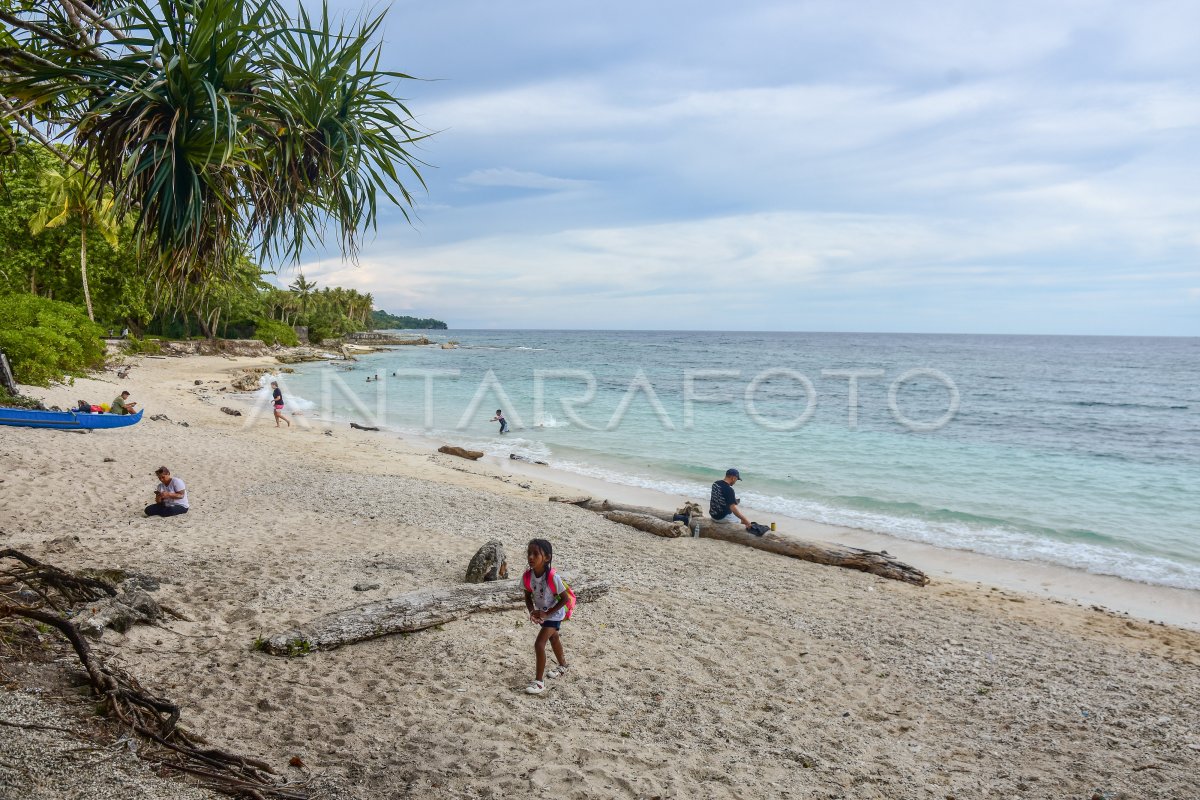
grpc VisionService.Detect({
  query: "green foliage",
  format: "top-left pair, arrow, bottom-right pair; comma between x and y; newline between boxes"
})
0,294 -> 105,385
28,165 -> 122,321
0,387 -> 46,409
2,0 -> 427,286
304,317 -> 334,346
122,335 -> 162,355
0,143 -> 151,328
253,317 -> 299,347
370,309 -> 447,330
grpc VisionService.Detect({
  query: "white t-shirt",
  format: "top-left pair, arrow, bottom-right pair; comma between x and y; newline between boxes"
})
154,477 -> 189,509
527,569 -> 567,622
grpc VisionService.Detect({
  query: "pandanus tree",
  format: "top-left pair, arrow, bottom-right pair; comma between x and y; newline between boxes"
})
0,0 -> 426,299
28,167 -> 120,322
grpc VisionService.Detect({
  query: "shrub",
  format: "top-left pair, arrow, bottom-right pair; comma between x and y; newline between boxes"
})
0,294 -> 106,385
123,335 -> 162,355
305,319 -> 333,346
253,318 -> 299,347
0,388 -> 46,410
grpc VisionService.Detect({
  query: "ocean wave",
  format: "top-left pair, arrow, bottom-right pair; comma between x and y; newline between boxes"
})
254,373 -> 317,412
449,436 -> 553,461
1066,400 -> 1189,411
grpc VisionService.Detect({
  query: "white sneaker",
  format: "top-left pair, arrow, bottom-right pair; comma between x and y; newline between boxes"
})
525,680 -> 547,695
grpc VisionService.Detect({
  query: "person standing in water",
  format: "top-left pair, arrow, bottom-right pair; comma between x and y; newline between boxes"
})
491,409 -> 509,434
270,381 -> 290,428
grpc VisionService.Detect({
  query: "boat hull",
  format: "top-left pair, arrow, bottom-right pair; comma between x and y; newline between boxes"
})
0,408 -> 144,429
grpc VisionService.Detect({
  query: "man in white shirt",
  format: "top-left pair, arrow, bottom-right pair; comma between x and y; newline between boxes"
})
145,466 -> 189,517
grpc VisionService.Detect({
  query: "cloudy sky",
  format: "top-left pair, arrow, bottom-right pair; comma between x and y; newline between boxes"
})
291,0 -> 1200,335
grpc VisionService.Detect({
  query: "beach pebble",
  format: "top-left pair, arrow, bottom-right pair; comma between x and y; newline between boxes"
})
353,582 -> 381,592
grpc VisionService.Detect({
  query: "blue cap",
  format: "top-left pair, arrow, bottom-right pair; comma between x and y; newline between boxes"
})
725,468 -> 741,478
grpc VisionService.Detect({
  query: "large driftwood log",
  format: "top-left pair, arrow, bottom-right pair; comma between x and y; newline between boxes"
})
261,576 -> 609,656
437,445 -> 483,460
552,497 -> 929,586
603,510 -> 687,538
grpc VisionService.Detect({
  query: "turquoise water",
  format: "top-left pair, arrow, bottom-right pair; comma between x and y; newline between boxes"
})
270,331 -> 1200,590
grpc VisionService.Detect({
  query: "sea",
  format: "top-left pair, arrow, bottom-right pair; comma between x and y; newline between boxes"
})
268,331 -> 1200,591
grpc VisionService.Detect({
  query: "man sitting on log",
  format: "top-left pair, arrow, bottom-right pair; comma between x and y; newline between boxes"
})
710,468 -> 752,530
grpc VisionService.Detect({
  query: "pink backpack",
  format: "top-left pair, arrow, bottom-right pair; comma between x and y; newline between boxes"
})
521,567 -> 577,620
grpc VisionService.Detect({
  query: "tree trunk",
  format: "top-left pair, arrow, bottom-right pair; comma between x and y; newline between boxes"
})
80,226 -> 94,322
0,351 -> 18,395
260,576 -> 610,655
552,497 -> 930,586
602,510 -> 687,538
196,312 -> 213,340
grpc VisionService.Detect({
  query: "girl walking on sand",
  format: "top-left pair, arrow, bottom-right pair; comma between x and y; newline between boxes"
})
271,381 -> 290,427
522,538 -> 572,695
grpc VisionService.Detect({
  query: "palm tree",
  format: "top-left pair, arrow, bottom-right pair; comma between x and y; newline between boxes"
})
1,0 -> 428,286
288,273 -> 316,316
29,167 -> 119,322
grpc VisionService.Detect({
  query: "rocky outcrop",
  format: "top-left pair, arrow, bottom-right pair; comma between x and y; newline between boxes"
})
226,366 -> 296,391
345,333 -> 432,346
75,585 -> 163,639
159,339 -> 272,357
275,346 -> 346,363
465,540 -> 508,583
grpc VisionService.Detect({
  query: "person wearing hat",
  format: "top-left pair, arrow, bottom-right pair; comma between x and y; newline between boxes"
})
709,468 -> 752,530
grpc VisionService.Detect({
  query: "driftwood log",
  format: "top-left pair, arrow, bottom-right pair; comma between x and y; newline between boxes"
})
553,497 -> 929,586
349,422 -> 379,431
603,510 -> 687,538
260,576 -> 609,656
437,445 -> 483,460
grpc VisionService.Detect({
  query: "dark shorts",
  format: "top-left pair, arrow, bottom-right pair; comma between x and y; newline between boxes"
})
540,620 -> 561,630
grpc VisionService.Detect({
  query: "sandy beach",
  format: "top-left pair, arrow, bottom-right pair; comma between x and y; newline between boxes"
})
3,353 -> 1199,799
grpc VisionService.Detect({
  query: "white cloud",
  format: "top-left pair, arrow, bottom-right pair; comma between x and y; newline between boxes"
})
457,167 -> 588,191
315,0 -> 1200,334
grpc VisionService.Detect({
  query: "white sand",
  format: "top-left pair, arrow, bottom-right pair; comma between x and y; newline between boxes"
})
3,354 -> 1199,799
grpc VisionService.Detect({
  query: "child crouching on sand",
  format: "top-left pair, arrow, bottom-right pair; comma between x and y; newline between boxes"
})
522,538 -> 571,695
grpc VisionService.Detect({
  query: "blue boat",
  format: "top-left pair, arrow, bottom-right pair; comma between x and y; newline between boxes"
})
0,407 -> 143,429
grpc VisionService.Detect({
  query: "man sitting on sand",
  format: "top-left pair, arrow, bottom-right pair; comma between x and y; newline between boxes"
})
710,468 -> 752,530
145,466 -> 189,517
110,391 -> 137,415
